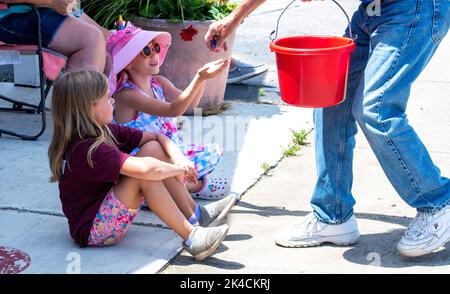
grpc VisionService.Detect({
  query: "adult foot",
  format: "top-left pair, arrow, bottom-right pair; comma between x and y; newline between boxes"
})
397,205 -> 450,257
274,213 -> 360,248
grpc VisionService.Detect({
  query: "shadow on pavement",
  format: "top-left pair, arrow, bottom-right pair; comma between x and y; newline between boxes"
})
343,229 -> 450,268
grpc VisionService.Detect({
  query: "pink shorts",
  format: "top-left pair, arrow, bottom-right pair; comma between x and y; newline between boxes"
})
87,188 -> 143,247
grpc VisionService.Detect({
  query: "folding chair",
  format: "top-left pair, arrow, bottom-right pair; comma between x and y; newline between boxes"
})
0,4 -> 66,140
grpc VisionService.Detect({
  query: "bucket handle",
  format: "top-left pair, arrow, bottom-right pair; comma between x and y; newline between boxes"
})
270,0 -> 354,42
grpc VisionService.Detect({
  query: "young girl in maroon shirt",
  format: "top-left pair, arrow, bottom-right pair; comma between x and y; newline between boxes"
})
48,70 -> 236,261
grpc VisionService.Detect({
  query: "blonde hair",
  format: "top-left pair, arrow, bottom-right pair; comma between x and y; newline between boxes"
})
48,70 -> 117,182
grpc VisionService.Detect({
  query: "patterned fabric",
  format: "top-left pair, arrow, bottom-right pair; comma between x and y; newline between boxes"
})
179,143 -> 223,179
87,189 -> 143,247
113,78 -> 223,178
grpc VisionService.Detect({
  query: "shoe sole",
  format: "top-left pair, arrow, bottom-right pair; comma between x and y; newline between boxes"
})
275,231 -> 360,248
194,226 -> 229,261
398,227 -> 450,257
192,194 -> 228,200
208,196 -> 237,227
227,66 -> 269,84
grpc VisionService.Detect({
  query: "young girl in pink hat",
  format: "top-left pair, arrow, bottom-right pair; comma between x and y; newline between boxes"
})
107,24 -> 232,201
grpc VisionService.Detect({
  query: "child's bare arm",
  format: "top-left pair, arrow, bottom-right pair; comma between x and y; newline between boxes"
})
155,75 -> 205,110
139,131 -> 186,163
115,88 -> 185,117
120,156 -> 184,181
154,133 -> 198,183
136,132 -> 198,182
120,132 -> 183,181
158,59 -> 229,113
117,59 -> 228,117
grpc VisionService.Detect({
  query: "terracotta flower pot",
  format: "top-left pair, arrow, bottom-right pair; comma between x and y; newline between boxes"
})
131,17 -> 236,115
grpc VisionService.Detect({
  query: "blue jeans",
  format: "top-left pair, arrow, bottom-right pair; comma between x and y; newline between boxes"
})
311,0 -> 450,224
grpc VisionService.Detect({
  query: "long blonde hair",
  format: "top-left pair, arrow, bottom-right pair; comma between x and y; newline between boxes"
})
48,70 -> 117,182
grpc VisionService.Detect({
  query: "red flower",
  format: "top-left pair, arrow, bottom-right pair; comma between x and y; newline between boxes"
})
180,25 -> 198,42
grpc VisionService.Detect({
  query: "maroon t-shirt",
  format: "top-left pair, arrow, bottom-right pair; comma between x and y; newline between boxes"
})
59,124 -> 143,247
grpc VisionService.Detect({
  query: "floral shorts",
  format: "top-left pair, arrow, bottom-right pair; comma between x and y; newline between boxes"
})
87,189 -> 143,247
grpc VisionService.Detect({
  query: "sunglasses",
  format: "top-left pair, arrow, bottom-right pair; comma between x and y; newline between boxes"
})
141,43 -> 161,57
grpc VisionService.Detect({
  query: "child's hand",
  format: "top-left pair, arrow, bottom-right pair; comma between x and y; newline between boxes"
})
197,59 -> 229,80
174,158 -> 198,184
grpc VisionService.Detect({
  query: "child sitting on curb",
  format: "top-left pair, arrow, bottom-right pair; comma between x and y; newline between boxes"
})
48,70 -> 236,261
107,24 -> 231,201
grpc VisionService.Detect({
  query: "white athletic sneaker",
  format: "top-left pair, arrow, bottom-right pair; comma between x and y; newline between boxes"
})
183,225 -> 229,261
274,213 -> 360,247
397,205 -> 450,257
198,194 -> 237,227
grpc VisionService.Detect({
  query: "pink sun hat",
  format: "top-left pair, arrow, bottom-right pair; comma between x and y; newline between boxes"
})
106,24 -> 171,95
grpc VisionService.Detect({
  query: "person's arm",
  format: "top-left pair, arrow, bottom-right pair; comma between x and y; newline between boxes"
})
205,0 -> 266,51
120,131 -> 186,181
205,0 -> 318,51
154,132 -> 198,183
116,74 -> 205,118
230,0 -> 267,25
138,131 -> 185,163
117,59 -> 228,117
136,131 -> 198,183
3,0 -> 75,15
154,75 -> 205,109
158,58 -> 229,109
120,155 -> 185,181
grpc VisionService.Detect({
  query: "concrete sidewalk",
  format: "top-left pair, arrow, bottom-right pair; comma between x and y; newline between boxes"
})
162,55 -> 450,275
162,1 -> 450,273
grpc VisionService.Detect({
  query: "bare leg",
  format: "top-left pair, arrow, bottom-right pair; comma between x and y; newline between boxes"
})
79,13 -> 112,76
104,52 -> 113,77
79,13 -> 112,40
135,141 -> 197,217
50,16 -> 105,72
186,180 -> 203,193
114,176 -> 193,241
163,177 -> 197,217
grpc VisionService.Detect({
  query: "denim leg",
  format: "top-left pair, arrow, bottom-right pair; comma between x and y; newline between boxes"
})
311,4 -> 371,224
351,0 -> 450,212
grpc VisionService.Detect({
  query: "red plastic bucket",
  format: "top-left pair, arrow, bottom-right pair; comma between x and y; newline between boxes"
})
269,0 -> 356,108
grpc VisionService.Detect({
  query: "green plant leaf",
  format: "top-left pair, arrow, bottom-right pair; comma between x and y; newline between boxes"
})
82,0 -> 237,24
157,0 -> 177,19
139,3 -> 159,18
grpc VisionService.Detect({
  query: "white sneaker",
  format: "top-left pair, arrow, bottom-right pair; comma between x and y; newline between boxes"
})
397,205 -> 450,257
198,194 -> 237,227
274,213 -> 360,248
183,225 -> 229,261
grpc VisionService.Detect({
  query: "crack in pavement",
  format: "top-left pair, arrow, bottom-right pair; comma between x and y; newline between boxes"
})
0,206 -> 173,230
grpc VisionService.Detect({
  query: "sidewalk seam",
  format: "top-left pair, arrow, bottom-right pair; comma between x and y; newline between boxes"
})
0,206 -> 173,230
